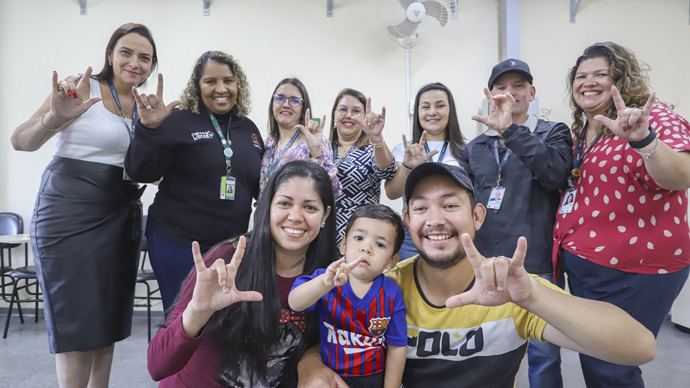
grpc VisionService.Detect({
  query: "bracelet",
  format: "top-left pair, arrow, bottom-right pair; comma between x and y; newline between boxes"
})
369,140 -> 384,149
628,127 -> 656,149
633,136 -> 659,160
40,113 -> 61,132
402,162 -> 413,170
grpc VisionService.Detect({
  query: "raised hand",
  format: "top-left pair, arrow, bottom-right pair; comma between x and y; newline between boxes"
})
50,67 -> 101,123
296,108 -> 327,157
471,87 -> 515,133
353,98 -> 386,145
593,86 -> 655,142
445,234 -> 534,308
323,256 -> 364,288
55,73 -> 84,98
402,130 -> 439,168
133,73 -> 181,128
188,236 -> 263,315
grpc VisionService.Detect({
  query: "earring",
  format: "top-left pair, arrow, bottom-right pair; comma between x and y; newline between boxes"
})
321,221 -> 325,227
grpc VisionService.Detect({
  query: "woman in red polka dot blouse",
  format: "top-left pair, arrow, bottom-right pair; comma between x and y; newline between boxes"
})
554,42 -> 690,388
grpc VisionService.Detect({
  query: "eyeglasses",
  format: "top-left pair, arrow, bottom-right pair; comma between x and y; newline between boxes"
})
335,106 -> 364,117
273,94 -> 304,107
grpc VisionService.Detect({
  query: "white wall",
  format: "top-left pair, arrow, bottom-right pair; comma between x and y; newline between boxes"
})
1,0 -> 688,259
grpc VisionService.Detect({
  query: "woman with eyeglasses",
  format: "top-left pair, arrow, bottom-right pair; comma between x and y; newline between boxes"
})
259,78 -> 340,196
125,51 -> 264,312
384,82 -> 468,260
328,88 -> 396,243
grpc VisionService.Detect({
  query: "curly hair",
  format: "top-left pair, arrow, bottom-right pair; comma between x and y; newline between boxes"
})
567,42 -> 651,137
179,51 -> 251,117
328,88 -> 369,150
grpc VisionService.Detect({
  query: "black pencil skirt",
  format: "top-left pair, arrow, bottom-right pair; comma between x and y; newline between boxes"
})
31,157 -> 144,353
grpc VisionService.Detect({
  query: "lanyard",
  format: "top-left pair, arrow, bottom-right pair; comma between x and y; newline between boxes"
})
208,112 -> 233,175
569,123 -> 603,187
492,139 -> 512,187
424,140 -> 449,163
107,80 -> 137,140
333,142 -> 356,167
267,130 -> 301,178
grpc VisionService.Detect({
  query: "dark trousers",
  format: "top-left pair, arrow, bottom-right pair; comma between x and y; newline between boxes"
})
561,249 -> 689,388
146,226 -> 207,312
527,273 -> 564,388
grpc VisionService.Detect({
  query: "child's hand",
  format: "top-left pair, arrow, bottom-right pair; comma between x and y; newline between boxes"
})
323,256 -> 364,288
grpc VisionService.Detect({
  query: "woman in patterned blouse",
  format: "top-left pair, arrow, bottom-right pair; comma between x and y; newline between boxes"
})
328,88 -> 397,243
554,41 -> 690,387
259,78 -> 340,197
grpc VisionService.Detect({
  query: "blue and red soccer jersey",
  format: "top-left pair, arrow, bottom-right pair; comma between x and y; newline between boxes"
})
291,269 -> 406,377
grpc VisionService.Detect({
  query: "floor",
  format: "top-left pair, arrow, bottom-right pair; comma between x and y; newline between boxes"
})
1,310 -> 689,387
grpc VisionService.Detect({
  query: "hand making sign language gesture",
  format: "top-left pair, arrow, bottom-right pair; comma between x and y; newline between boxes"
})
471,87 -> 516,134
353,97 -> 386,145
383,130 -> 440,200
132,73 -> 181,128
445,233 -> 655,366
593,85 -> 654,140
287,256 -> 364,313
49,67 -> 103,128
402,130 -> 439,169
296,108 -> 327,158
445,234 -> 533,308
323,256 -> 364,288
591,85 -> 690,191
181,236 -> 263,337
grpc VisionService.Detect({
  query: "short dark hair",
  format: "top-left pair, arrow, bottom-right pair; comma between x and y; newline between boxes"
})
94,23 -> 157,87
343,204 -> 405,255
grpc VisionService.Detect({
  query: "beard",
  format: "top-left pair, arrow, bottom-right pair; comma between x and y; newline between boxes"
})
415,227 -> 466,269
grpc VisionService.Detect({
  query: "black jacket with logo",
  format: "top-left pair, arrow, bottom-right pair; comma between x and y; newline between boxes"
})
125,106 -> 264,249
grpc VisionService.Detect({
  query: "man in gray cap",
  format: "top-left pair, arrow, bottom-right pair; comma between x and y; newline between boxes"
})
298,162 -> 655,388
462,58 -> 573,388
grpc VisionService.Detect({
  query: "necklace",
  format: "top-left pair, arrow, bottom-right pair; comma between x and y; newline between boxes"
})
120,95 -> 135,119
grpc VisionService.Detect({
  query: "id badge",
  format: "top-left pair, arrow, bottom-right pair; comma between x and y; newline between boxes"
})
220,176 -> 236,200
559,189 -> 577,214
487,186 -> 505,210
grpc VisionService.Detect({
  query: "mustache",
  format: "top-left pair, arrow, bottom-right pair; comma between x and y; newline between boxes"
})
419,226 -> 458,237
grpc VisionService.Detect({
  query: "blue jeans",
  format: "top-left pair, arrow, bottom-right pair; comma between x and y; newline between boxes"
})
527,273 -> 564,388
561,249 -> 689,388
146,226 -> 208,312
